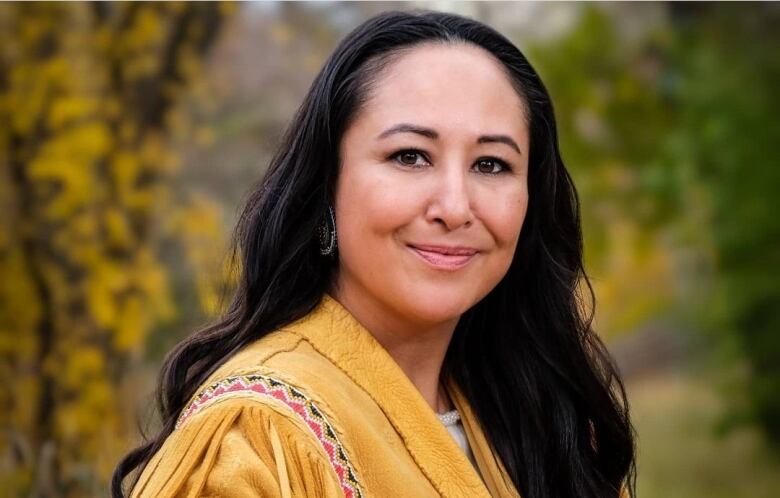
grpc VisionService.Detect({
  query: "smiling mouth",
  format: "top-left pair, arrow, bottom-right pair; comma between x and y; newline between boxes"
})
407,244 -> 478,271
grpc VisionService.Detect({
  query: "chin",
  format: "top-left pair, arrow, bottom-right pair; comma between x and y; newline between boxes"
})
396,285 -> 478,325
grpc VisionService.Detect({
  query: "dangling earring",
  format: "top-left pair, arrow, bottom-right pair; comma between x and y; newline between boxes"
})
318,204 -> 337,256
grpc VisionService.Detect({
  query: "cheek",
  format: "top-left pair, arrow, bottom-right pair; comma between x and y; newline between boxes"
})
479,183 -> 528,263
485,194 -> 527,300
335,166 -> 419,247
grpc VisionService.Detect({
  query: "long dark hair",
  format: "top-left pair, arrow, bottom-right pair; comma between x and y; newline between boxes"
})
113,9 -> 636,498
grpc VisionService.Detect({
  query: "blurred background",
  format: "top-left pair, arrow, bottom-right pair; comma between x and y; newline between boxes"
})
1,1 -> 778,497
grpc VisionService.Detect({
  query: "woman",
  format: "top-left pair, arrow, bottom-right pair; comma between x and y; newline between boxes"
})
113,9 -> 636,498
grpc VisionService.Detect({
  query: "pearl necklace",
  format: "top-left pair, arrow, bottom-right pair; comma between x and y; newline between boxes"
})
436,408 -> 461,426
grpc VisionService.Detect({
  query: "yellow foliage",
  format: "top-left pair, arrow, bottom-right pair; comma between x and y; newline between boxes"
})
62,347 -> 105,388
0,249 -> 42,357
134,248 -> 177,322
104,207 -> 133,248
86,260 -> 127,329
176,44 -> 202,80
112,149 -> 141,192
9,64 -> 49,134
48,96 -> 100,129
117,5 -> 166,57
28,121 -> 113,217
114,295 -> 145,352
103,96 -> 122,120
166,194 -> 228,315
140,132 -> 181,173
124,52 -> 161,81
1,3 -> 230,494
590,217 -> 675,338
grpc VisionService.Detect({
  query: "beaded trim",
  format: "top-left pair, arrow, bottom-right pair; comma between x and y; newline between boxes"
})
176,374 -> 364,498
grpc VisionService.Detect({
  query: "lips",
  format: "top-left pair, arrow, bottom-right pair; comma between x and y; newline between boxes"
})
407,244 -> 479,270
410,244 -> 479,256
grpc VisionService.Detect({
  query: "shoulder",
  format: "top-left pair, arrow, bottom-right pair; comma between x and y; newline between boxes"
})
207,328 -> 309,378
202,327 -> 345,389
175,369 -> 347,454
132,369 -> 364,498
195,325 -> 362,434
131,325 -> 365,498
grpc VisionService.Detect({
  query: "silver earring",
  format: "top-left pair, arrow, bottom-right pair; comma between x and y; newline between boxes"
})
318,204 -> 337,256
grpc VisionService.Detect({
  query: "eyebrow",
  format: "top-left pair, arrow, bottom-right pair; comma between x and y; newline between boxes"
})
376,123 -> 522,155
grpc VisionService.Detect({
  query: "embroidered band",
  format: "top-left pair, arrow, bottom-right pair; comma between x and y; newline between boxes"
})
176,373 -> 364,498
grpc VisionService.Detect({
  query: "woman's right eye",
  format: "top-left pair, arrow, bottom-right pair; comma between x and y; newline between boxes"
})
389,149 -> 430,168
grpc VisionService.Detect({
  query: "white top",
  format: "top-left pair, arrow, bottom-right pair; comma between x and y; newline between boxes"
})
437,409 -> 481,477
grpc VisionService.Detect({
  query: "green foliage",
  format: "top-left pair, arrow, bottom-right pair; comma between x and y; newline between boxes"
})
664,4 -> 780,448
529,3 -> 780,451
525,7 -> 683,339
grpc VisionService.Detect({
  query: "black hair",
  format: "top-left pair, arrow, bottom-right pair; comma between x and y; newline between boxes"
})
113,9 -> 636,498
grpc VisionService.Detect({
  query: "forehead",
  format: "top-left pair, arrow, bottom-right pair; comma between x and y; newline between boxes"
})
355,43 -> 528,140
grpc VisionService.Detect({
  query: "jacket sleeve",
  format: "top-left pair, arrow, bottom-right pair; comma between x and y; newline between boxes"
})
130,397 -> 345,498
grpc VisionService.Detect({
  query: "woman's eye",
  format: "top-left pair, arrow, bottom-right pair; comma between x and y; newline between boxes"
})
390,149 -> 429,168
473,158 -> 510,175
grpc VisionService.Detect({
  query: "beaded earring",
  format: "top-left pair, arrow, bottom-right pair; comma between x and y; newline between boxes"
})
318,204 -> 337,256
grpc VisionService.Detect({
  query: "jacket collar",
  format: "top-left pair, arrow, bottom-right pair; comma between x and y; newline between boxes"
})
284,292 -> 520,498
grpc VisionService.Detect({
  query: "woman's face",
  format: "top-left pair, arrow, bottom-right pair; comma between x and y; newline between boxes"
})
333,42 -> 530,327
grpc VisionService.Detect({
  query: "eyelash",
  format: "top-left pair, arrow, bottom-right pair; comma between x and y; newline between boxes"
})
388,148 -> 512,175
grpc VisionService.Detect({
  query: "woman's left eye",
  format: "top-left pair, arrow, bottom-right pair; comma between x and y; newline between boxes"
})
473,158 -> 511,175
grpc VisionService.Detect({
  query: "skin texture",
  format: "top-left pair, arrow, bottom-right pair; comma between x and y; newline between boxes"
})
330,42 -> 530,414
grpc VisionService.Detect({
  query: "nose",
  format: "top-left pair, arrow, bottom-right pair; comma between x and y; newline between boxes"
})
424,162 -> 474,231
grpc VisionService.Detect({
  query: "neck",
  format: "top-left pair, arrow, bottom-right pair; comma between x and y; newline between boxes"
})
329,286 -> 456,414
